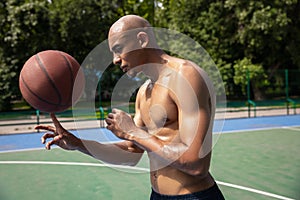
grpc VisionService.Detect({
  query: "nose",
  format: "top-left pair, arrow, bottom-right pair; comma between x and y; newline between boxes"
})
113,54 -> 121,65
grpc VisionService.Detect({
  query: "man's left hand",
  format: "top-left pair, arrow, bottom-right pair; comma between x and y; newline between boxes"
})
105,108 -> 138,140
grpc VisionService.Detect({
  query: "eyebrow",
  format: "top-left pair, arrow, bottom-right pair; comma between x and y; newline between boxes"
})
111,44 -> 121,53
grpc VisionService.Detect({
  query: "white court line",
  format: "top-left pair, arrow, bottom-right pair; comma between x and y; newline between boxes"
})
0,160 -> 149,172
216,125 -> 300,134
0,147 -> 46,154
216,181 -> 295,200
282,126 -> 300,132
0,161 -> 295,200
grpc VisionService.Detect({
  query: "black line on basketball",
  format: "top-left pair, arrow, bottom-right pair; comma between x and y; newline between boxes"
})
59,52 -> 74,105
21,75 -> 60,106
35,53 -> 62,105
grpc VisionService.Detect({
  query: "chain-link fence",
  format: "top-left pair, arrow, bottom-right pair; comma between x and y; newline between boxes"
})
226,69 -> 300,117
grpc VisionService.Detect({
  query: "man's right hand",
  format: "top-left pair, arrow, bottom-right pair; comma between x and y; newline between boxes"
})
35,113 -> 80,150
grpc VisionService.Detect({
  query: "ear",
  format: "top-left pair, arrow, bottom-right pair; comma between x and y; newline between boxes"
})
137,32 -> 149,48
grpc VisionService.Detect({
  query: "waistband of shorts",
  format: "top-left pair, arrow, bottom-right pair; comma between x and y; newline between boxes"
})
151,182 -> 220,198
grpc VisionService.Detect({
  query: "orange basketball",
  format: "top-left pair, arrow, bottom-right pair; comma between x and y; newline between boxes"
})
19,50 -> 85,113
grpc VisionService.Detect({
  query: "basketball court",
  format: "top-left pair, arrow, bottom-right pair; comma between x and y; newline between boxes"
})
1,115 -> 299,200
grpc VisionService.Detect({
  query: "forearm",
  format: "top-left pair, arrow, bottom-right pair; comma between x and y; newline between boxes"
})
76,139 -> 143,166
130,129 -> 206,176
157,142 -> 210,176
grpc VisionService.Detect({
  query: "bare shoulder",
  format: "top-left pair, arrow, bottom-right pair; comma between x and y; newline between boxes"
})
181,60 -> 208,82
168,57 -> 209,89
166,56 -> 205,79
167,57 -> 215,107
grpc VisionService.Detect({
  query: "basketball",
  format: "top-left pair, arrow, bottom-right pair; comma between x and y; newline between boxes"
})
19,50 -> 85,113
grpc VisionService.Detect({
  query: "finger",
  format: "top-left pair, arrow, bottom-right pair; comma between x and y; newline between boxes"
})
45,135 -> 62,150
41,132 -> 55,144
45,138 -> 55,150
35,125 -> 55,132
106,124 -> 113,131
105,117 -> 113,125
50,113 -> 63,130
112,108 -> 119,113
107,113 -> 114,119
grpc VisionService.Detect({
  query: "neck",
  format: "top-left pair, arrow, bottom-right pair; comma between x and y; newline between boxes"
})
141,49 -> 169,82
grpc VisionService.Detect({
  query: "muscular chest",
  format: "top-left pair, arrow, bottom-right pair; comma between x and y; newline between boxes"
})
139,82 -> 178,135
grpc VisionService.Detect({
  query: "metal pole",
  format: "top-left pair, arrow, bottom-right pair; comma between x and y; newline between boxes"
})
285,69 -> 289,115
99,106 -> 104,128
36,109 -> 40,132
246,69 -> 256,117
247,69 -> 251,117
98,81 -> 101,107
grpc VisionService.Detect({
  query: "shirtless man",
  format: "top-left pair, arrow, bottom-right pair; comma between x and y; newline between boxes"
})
36,15 -> 225,200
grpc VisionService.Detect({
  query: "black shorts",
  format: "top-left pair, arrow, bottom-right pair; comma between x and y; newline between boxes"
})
150,183 -> 225,200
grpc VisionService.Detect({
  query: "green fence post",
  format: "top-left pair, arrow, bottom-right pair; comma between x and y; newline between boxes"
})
285,69 -> 289,115
99,106 -> 104,127
247,69 -> 250,117
36,109 -> 40,132
285,69 -> 296,115
247,69 -> 256,117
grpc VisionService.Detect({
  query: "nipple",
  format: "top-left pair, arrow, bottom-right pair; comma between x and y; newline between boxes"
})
148,104 -> 167,132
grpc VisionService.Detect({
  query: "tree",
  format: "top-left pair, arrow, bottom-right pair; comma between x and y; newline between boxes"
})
117,0 -> 155,25
1,0 -> 299,110
233,58 -> 269,100
0,0 -> 119,111
224,0 -> 299,99
157,0 -> 300,100
224,0 -> 299,70
0,0 -> 50,111
48,0 -> 120,63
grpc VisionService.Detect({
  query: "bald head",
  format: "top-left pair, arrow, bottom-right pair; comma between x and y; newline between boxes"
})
108,15 -> 164,77
108,15 -> 158,51
109,15 -> 151,37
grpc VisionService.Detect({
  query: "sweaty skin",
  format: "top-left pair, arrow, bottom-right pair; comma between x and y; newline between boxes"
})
132,57 -> 215,195
37,15 -> 217,196
106,15 -> 216,195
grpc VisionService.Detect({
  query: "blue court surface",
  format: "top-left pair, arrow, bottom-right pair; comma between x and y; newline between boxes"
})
0,114 -> 299,152
1,114 -> 300,200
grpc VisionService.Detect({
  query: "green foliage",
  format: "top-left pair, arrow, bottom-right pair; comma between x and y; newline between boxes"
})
233,58 -> 269,97
48,0 -> 119,62
118,0 -> 155,24
0,58 -> 17,111
158,0 -> 300,100
0,0 -> 50,111
0,0 -> 300,110
0,0 -> 119,111
224,0 -> 296,68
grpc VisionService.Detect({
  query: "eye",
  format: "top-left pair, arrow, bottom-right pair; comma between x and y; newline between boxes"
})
112,45 -> 123,54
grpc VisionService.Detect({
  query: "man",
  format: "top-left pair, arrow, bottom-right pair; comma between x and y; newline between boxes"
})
36,15 -> 225,199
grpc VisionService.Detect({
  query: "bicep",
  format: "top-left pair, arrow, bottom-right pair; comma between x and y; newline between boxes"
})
171,66 -> 213,156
